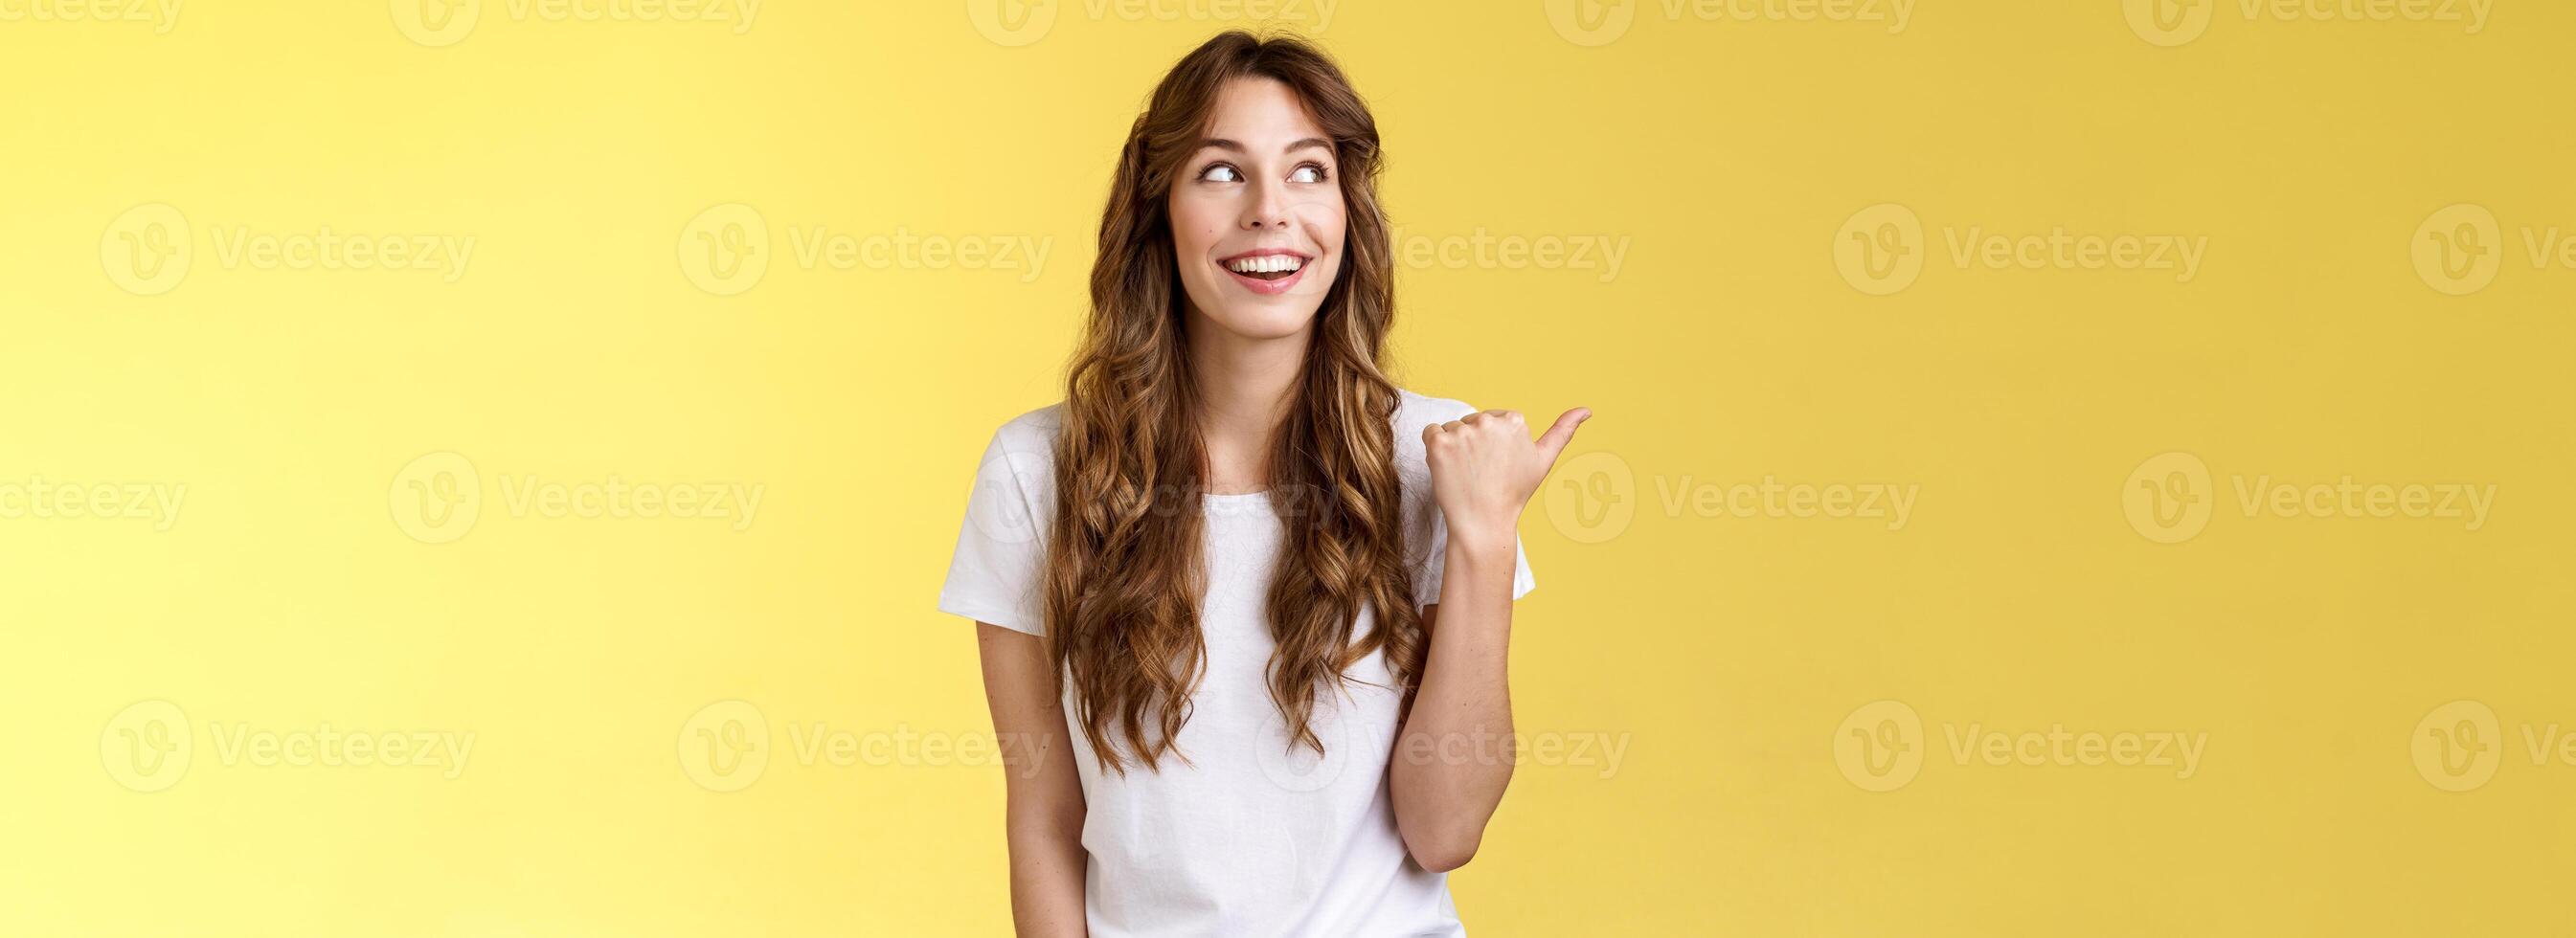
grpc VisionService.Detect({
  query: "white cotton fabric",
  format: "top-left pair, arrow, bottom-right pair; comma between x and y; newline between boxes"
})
938,389 -> 1534,938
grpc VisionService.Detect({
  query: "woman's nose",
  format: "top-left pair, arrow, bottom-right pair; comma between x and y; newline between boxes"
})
1240,180 -> 1289,231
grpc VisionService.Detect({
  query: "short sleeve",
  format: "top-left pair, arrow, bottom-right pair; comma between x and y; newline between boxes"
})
1411,502 -> 1538,609
937,424 -> 1053,636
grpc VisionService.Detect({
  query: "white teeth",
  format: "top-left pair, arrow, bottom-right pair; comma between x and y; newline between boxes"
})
1229,255 -> 1302,274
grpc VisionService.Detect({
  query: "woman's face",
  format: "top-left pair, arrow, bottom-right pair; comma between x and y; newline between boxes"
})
1167,77 -> 1346,342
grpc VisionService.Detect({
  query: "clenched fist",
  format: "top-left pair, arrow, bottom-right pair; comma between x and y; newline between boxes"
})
1423,406 -> 1592,547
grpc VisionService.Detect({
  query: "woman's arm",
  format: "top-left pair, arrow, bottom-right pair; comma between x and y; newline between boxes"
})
1390,538 -> 1522,872
1390,406 -> 1590,873
975,622 -> 1089,937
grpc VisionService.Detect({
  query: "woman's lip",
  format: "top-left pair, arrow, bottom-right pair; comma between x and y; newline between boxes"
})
1223,259 -> 1308,296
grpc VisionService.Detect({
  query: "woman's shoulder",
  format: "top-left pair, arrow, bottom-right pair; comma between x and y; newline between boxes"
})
983,402 -> 1066,453
1388,387 -> 1479,488
1387,389 -> 1462,567
1392,387 -> 1480,436
969,403 -> 1065,497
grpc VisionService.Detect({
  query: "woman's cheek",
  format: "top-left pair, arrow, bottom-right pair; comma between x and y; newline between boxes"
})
1299,210 -> 1345,292
1167,191 -> 1224,254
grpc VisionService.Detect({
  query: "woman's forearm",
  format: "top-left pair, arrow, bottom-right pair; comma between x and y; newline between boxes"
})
977,625 -> 1091,937
1005,790 -> 1088,937
1389,532 -> 1520,872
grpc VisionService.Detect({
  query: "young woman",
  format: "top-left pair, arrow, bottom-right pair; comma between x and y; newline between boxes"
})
938,32 -> 1589,937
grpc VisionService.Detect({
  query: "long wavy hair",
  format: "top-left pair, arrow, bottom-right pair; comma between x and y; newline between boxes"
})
1043,31 -> 1419,773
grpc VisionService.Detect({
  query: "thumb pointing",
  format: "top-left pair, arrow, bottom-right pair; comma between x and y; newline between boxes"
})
1535,407 -> 1592,465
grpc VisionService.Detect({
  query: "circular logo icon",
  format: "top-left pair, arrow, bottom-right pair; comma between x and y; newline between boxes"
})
1544,0 -> 1636,47
2122,451 -> 2213,544
968,447 -> 1051,546
1833,203 -> 1923,296
966,0 -> 1057,47
679,700 -> 771,793
678,203 -> 770,296
1544,450 -> 1636,545
390,451 -> 483,545
2410,699 -> 2500,793
391,0 -> 480,47
101,700 -> 192,793
2410,203 -> 2501,296
1256,706 -> 1352,794
1833,700 -> 1923,792
2124,0 -> 2211,47
101,203 -> 192,297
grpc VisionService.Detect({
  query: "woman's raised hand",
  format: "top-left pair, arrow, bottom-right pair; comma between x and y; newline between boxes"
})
1423,406 -> 1592,547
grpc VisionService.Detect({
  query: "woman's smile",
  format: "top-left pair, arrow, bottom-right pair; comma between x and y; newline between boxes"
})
1217,248 -> 1314,295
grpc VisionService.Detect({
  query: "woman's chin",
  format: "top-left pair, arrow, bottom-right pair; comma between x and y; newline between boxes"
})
1191,301 -> 1322,342
1217,318 -> 1317,342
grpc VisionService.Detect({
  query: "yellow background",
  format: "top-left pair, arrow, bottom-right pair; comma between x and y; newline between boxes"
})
5,0 -> 2571,934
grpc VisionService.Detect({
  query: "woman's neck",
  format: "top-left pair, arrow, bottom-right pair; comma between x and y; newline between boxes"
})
1186,315 -> 1308,494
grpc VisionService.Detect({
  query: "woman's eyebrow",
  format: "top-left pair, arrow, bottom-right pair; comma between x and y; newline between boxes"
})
1197,137 -> 1334,155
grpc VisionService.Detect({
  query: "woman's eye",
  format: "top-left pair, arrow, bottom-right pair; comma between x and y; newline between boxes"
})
1290,164 -> 1328,184
1199,164 -> 1242,183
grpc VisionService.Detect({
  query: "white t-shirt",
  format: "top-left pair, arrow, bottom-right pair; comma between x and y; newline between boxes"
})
938,389 -> 1534,938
